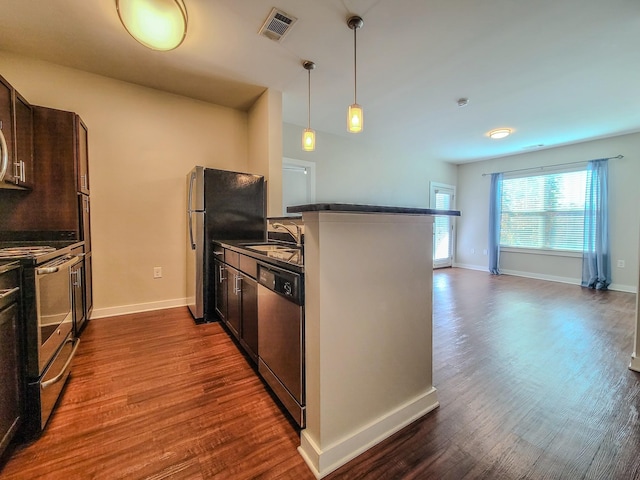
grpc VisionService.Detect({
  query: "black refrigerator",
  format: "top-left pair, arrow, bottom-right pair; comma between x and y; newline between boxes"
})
187,166 -> 266,322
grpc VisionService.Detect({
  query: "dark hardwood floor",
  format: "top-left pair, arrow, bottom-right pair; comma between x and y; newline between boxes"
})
2,268 -> 639,479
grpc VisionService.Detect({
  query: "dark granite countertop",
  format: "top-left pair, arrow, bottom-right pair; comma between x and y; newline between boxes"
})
286,203 -> 461,216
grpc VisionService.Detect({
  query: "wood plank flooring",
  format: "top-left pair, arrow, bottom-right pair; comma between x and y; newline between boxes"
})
2,268 -> 639,479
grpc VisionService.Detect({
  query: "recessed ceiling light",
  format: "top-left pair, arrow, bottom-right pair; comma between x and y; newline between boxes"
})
488,128 -> 512,139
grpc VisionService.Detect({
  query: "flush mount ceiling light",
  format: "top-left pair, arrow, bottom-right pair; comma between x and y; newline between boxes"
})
116,0 -> 188,51
347,15 -> 364,134
488,128 -> 512,139
302,60 -> 316,152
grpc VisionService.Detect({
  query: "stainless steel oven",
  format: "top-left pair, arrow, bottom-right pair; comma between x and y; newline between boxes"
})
25,253 -> 81,433
32,255 -> 78,375
0,244 -> 83,438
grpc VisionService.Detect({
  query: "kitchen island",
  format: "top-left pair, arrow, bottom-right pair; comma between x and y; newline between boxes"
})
288,203 -> 460,479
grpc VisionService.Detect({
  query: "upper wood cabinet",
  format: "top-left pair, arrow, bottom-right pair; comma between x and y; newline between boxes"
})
0,75 -> 16,187
13,92 -> 34,189
0,75 -> 33,189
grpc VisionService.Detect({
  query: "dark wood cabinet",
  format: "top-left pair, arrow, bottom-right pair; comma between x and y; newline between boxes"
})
0,265 -> 21,459
0,103 -> 93,331
226,265 -> 242,339
214,259 -> 227,322
0,75 -> 33,189
217,248 -> 259,364
240,274 -> 258,361
13,92 -> 34,189
84,251 -> 93,321
80,194 -> 91,252
0,76 -> 15,186
71,258 -> 86,335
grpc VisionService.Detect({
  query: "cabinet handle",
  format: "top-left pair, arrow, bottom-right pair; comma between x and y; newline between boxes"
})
81,174 -> 87,190
219,265 -> 226,282
84,196 -> 90,213
72,269 -> 82,288
13,161 -> 23,184
234,274 -> 242,295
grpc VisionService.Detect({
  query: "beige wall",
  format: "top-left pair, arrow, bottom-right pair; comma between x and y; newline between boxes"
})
456,132 -> 640,291
283,123 -> 458,208
0,51 -> 253,317
248,89 -> 283,217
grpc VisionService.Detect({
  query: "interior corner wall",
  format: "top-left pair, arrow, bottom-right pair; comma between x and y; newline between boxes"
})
455,132 -> 640,292
0,51 -> 250,317
248,89 -> 283,218
282,123 -> 457,208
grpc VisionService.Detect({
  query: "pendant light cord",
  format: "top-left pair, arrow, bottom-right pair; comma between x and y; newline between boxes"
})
308,68 -> 311,128
353,27 -> 357,104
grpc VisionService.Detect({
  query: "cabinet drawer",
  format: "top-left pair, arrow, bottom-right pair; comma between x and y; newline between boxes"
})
239,254 -> 257,279
0,266 -> 19,290
212,245 -> 225,263
225,250 -> 240,268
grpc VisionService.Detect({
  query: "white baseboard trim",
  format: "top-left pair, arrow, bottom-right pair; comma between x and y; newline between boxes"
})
298,387 -> 439,479
609,283 -> 637,294
91,298 -> 187,319
453,265 -> 636,293
499,268 -> 580,286
452,262 -> 487,272
629,355 -> 640,372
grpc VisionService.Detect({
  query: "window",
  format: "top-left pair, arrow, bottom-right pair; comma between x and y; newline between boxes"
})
500,168 -> 587,252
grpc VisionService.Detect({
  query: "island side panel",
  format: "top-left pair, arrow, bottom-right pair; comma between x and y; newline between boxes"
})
299,211 -> 438,478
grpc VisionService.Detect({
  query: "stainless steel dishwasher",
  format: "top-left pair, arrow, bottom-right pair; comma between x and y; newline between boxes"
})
257,263 -> 305,427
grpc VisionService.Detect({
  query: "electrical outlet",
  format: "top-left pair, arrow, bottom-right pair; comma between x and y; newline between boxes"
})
483,249 -> 488,255
471,248 -> 475,254
617,260 -> 625,268
153,266 -> 162,278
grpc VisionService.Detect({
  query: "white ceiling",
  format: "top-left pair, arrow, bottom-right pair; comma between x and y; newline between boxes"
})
1,0 -> 639,163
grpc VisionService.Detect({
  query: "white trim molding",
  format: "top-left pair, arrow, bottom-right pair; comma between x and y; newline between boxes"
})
298,388 -> 439,479
91,298 -> 187,319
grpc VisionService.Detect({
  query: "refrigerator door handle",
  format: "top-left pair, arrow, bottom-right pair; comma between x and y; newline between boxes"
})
188,171 -> 196,213
188,171 -> 197,250
188,211 -> 196,250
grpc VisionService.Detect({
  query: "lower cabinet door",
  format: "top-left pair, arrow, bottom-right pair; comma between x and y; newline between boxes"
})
0,302 -> 21,456
226,267 -> 241,339
241,276 -> 258,362
214,259 -> 227,322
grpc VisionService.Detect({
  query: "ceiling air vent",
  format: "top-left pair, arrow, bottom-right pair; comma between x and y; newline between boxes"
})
258,8 -> 297,42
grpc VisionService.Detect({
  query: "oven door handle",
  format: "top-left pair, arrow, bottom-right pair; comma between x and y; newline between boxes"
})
36,256 -> 79,275
41,338 -> 80,390
0,287 -> 19,299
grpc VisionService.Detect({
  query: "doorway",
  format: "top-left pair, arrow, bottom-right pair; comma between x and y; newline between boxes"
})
430,182 -> 456,268
282,157 -> 316,216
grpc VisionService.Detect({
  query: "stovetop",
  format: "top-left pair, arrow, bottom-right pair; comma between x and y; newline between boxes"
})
0,241 -> 83,265
0,246 -> 58,259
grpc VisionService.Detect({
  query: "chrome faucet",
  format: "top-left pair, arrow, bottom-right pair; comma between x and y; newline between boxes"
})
272,222 -> 303,247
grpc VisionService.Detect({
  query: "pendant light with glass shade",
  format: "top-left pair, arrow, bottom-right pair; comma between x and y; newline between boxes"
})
302,60 -> 316,152
347,16 -> 364,133
116,0 -> 188,51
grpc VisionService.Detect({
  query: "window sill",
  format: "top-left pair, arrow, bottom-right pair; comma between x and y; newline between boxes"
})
500,247 -> 582,258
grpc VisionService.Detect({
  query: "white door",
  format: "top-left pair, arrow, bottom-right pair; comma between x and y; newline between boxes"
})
282,158 -> 316,216
430,182 -> 456,268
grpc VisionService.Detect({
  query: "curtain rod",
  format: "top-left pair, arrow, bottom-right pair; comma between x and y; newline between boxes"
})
481,154 -> 624,177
